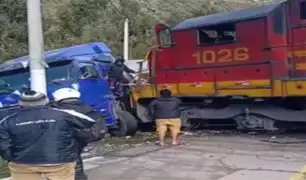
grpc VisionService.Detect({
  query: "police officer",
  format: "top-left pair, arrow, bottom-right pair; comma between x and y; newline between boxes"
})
107,56 -> 135,94
0,90 -> 95,180
51,88 -> 107,180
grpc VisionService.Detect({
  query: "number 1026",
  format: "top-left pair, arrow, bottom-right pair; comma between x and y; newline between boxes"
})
192,47 -> 249,64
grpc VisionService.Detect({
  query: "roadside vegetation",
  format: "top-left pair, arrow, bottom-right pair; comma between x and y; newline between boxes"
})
0,0 -> 273,60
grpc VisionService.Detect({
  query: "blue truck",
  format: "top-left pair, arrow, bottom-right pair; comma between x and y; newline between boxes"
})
0,42 -> 138,137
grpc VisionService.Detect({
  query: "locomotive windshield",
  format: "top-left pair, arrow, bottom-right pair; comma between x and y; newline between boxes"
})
159,28 -> 172,47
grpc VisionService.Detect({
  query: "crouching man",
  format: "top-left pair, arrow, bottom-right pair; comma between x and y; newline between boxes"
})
0,90 -> 95,180
107,57 -> 135,95
51,88 -> 107,180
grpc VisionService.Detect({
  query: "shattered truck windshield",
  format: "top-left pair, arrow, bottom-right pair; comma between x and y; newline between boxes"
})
0,68 -> 29,92
0,60 -> 72,92
0,79 -> 15,94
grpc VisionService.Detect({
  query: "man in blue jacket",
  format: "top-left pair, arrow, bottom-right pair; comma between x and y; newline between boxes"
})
51,88 -> 107,180
0,90 -> 95,180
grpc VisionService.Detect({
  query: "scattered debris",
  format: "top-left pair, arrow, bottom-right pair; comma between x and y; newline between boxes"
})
182,131 -> 195,136
211,130 -> 222,135
248,131 -> 258,135
262,136 -> 306,144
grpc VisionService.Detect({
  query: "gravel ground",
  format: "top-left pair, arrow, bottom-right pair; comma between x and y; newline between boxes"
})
87,130 -> 306,180
1,129 -> 306,179
0,163 -> 8,179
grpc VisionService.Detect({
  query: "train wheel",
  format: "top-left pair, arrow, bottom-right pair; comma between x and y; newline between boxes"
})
233,114 -> 282,132
120,111 -> 138,136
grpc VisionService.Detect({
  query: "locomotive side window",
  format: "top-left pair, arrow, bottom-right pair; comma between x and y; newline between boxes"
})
300,1 -> 306,19
159,28 -> 172,48
273,6 -> 285,34
198,30 -> 218,44
197,23 -> 236,45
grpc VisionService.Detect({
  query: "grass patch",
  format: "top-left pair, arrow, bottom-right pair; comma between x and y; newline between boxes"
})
104,132 -> 156,144
99,132 -> 157,154
0,161 -> 9,178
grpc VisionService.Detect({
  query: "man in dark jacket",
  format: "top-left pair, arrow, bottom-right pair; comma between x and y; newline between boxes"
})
0,90 -> 95,180
52,88 -> 107,180
107,57 -> 135,92
149,89 -> 182,146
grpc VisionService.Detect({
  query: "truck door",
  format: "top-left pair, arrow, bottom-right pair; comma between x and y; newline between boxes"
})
76,62 -> 114,125
287,0 -> 306,77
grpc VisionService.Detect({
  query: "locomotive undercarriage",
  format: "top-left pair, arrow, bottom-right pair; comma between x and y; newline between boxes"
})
176,96 -> 306,131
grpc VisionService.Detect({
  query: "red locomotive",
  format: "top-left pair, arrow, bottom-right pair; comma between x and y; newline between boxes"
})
130,0 -> 306,131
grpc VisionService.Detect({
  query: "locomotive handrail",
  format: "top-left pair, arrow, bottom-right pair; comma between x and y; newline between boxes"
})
264,42 -> 306,78
143,46 -> 161,97
130,46 -> 160,96
216,85 -> 271,90
136,61 -> 144,84
280,76 -> 306,81
173,61 -> 272,71
144,45 -> 161,61
132,46 -> 158,87
264,42 -> 306,50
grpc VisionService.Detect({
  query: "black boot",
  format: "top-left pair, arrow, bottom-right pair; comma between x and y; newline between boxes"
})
75,152 -> 87,180
75,170 -> 88,180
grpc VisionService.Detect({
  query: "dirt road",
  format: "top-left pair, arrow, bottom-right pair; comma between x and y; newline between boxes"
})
85,132 -> 306,180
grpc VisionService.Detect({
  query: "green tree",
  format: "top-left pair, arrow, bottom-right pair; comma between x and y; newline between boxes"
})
0,0 -> 27,60
0,0 -> 258,60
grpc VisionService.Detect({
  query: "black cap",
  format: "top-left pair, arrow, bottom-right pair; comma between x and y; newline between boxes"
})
115,56 -> 125,63
160,89 -> 171,97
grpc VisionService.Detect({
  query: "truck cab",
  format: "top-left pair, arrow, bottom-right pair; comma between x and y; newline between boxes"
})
0,42 -> 138,136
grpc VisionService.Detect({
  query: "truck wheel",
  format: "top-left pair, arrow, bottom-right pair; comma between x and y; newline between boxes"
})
109,111 -> 138,137
99,116 -> 108,140
86,112 -> 108,143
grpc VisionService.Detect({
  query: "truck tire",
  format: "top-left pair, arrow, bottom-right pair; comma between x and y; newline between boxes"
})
122,111 -> 138,136
109,111 -> 138,137
98,115 -> 108,140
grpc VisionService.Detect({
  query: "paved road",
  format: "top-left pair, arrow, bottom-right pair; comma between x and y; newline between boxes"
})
85,134 -> 306,180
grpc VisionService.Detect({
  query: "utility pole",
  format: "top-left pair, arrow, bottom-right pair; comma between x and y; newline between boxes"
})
123,18 -> 129,60
27,0 -> 47,95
